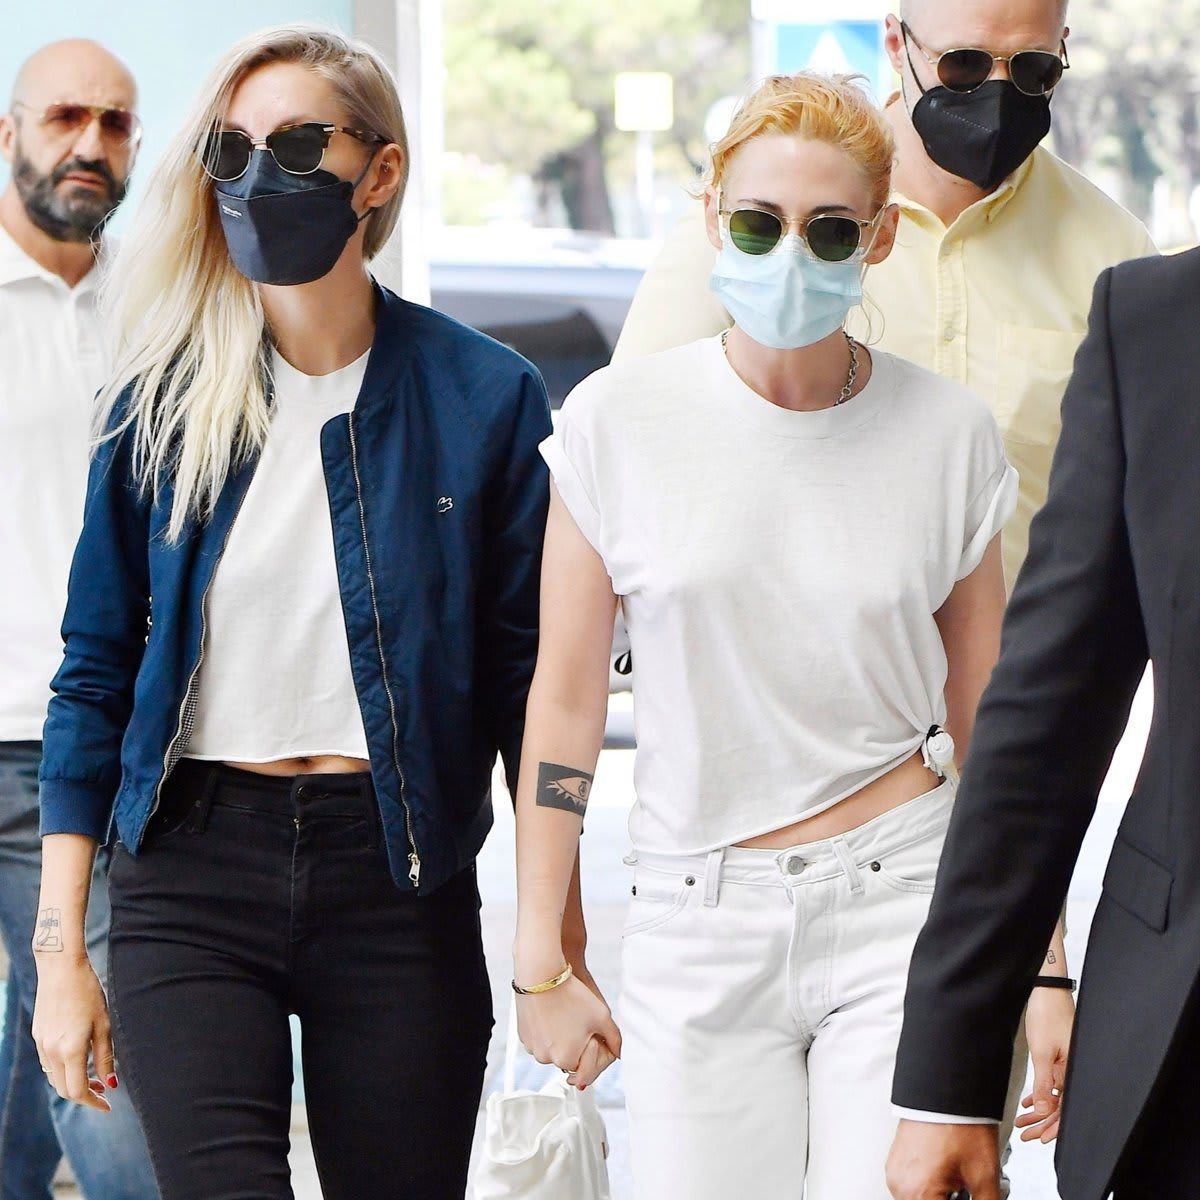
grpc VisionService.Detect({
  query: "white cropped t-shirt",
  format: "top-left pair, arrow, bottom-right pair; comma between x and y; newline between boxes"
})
540,336 -> 1018,856
184,349 -> 370,763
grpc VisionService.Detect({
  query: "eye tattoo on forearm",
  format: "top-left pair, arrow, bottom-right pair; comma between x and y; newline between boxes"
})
34,908 -> 63,953
536,762 -> 594,820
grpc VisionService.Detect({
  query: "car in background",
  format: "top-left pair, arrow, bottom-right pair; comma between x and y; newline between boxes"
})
429,225 -> 653,407
430,225 -> 646,739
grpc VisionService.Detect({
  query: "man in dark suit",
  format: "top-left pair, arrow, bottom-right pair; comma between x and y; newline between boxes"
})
886,247 -> 1198,1200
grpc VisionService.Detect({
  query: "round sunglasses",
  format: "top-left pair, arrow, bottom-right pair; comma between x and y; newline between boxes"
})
901,21 -> 1069,97
720,206 -> 882,263
200,121 -> 385,182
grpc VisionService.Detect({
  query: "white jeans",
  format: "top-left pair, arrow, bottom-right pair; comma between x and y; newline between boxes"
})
618,780 -> 955,1200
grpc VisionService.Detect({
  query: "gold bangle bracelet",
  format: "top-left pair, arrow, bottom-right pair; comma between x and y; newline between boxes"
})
512,961 -> 574,995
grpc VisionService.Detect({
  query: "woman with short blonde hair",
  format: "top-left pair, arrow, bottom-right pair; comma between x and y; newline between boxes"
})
32,24 -> 551,1199
512,73 -> 1069,1198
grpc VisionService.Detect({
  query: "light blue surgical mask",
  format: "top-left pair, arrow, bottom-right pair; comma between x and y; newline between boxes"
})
709,226 -> 868,351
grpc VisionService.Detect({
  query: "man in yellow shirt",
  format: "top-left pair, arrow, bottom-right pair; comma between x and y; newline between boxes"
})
614,0 -> 1155,591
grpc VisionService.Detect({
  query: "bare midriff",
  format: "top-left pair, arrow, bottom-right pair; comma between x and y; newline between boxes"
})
734,750 -> 943,850
225,755 -> 372,777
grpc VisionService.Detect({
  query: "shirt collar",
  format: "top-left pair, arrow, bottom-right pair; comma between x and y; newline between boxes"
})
0,221 -> 110,293
892,153 -> 1033,227
882,91 -> 1036,227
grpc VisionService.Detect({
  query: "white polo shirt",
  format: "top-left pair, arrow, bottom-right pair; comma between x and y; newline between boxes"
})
0,224 -> 111,742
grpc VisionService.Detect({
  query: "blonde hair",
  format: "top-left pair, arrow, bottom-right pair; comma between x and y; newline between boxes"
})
96,24 -> 409,541
705,73 -> 894,211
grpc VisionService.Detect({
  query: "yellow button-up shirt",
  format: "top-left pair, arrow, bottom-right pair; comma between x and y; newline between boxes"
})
613,147 -> 1156,589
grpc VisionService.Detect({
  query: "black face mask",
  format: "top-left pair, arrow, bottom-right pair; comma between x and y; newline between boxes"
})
215,149 -> 372,286
906,72 -> 1052,192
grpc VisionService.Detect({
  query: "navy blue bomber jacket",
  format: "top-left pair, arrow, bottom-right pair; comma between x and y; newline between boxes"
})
38,283 -> 552,895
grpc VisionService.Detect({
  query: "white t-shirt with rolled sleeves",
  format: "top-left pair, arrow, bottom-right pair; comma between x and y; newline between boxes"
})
539,335 -> 1017,856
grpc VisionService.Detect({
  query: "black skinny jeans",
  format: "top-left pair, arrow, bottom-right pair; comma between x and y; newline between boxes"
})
107,760 -> 493,1200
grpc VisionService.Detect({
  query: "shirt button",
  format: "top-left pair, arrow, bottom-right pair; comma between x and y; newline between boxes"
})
786,855 -> 805,875
942,325 -> 957,343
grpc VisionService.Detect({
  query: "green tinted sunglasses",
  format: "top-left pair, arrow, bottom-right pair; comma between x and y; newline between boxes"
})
720,206 -> 882,263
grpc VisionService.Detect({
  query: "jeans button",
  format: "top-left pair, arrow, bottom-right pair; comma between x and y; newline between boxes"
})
786,855 -> 805,875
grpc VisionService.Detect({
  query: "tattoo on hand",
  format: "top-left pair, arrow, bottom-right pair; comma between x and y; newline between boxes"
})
536,762 -> 594,820
34,908 -> 63,953
1046,949 -> 1058,965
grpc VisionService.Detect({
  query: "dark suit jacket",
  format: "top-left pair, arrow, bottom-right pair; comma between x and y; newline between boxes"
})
892,247 -> 1200,1200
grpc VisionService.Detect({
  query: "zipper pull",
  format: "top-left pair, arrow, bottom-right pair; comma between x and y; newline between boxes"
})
408,853 -> 422,888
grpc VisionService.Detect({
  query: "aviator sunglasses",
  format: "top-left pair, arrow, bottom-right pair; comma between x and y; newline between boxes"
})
901,21 -> 1069,97
720,204 -> 883,263
200,121 -> 385,182
12,100 -> 142,146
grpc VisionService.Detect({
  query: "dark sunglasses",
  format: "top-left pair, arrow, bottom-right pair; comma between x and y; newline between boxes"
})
720,205 -> 881,263
200,121 -> 385,182
12,101 -> 142,145
901,21 -> 1069,97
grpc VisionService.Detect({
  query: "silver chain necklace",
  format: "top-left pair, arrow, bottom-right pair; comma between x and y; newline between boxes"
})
721,327 -> 859,406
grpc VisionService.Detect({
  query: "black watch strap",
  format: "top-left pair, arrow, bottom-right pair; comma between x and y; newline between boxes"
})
1033,974 -> 1077,992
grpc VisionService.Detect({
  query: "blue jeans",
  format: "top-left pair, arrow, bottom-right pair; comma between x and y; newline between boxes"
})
0,742 -> 157,1200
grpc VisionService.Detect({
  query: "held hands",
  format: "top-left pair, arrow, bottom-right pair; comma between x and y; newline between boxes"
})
887,1120 -> 1001,1200
1018,985 -> 1075,1143
515,953 -> 622,1091
32,954 -> 118,1112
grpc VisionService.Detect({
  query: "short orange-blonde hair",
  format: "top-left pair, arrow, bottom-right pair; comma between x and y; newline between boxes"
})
706,73 -> 895,210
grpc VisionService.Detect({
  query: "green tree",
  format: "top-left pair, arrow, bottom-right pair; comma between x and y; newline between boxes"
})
1053,0 -> 1200,236
443,0 -> 749,231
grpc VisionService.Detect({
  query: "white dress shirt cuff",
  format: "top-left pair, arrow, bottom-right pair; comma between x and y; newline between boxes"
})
893,1107 -> 1000,1125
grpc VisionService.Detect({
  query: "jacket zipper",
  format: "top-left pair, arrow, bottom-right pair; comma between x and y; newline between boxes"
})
348,414 -> 422,888
149,464 -> 256,823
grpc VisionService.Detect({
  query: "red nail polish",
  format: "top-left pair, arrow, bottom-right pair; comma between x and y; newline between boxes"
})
106,1075 -> 119,1090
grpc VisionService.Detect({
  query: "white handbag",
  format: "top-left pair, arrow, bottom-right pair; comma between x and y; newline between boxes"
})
473,999 -> 612,1199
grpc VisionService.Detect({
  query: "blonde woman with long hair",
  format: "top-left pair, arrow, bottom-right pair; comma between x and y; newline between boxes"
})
30,25 -> 552,1199
512,74 -> 1075,1198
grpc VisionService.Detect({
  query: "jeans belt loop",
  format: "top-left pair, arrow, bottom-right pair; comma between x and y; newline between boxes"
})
358,775 -> 380,849
703,847 -> 725,907
831,836 -> 864,896
186,767 -> 218,834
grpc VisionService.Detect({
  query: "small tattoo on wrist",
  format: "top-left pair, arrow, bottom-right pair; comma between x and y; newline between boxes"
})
34,908 -> 63,953
1046,949 -> 1058,965
536,762 -> 594,820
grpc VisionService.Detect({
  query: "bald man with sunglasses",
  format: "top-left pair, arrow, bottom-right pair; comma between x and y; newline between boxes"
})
0,39 -> 157,1200
613,0 -> 1155,1191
